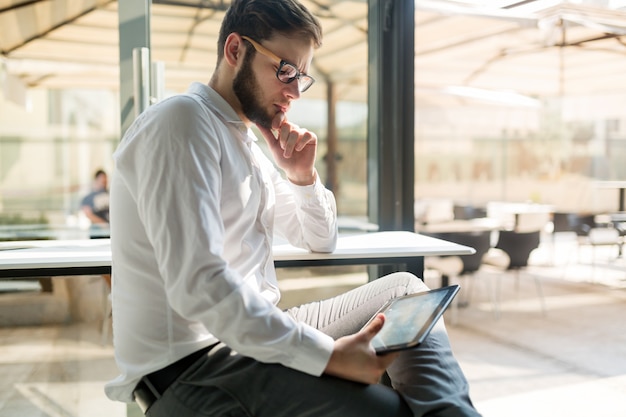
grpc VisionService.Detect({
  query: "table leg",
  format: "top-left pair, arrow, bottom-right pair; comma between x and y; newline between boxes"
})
406,257 -> 425,279
617,188 -> 624,258
440,275 -> 450,287
367,258 -> 425,282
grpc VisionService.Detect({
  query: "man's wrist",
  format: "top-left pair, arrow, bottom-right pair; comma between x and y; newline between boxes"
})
288,169 -> 317,186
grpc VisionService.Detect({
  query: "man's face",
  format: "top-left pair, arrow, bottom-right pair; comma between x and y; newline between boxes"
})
233,48 -> 273,129
96,173 -> 108,190
232,35 -> 314,129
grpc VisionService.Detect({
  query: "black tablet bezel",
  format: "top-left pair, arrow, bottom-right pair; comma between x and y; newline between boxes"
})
366,285 -> 460,354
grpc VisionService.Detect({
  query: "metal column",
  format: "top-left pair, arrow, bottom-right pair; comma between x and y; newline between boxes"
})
367,0 -> 417,278
118,1 -> 151,136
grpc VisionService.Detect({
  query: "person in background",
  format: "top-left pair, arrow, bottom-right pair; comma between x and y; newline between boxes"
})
81,168 -> 110,287
81,169 -> 110,234
105,0 -> 481,416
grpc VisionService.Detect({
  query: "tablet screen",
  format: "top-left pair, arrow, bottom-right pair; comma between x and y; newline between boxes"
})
368,285 -> 460,354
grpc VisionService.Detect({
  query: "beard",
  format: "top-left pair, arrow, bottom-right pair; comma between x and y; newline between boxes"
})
233,51 -> 274,129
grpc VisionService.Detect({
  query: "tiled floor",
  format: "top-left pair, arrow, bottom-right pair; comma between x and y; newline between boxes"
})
1,236 -> 625,416
443,265 -> 626,417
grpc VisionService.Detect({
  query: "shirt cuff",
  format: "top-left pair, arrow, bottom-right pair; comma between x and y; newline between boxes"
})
287,326 -> 335,376
289,172 -> 328,207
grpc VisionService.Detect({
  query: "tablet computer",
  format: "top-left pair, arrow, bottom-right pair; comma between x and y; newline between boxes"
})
366,285 -> 460,354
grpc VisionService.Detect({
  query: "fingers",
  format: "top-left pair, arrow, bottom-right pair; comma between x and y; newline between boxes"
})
278,124 -> 315,157
325,315 -> 399,385
256,112 -> 284,145
362,314 -> 400,363
361,313 -> 385,341
271,112 -> 286,130
257,113 -> 316,158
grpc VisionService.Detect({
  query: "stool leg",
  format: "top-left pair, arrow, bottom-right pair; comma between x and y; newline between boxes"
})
101,282 -> 112,346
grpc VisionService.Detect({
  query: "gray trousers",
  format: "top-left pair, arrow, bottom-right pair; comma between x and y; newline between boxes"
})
146,272 -> 481,417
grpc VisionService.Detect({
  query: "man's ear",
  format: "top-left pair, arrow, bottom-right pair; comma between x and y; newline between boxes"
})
224,33 -> 245,67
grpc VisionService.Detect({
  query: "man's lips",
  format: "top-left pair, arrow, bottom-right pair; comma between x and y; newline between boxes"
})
275,104 -> 289,113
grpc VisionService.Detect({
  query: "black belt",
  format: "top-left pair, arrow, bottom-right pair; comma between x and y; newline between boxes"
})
133,345 -> 215,414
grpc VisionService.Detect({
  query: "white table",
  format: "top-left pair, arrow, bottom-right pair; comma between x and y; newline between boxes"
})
0,231 -> 474,279
486,201 -> 553,232
594,181 -> 626,212
416,218 -> 503,234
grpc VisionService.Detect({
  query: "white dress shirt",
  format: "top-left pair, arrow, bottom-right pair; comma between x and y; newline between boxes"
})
105,82 -> 338,402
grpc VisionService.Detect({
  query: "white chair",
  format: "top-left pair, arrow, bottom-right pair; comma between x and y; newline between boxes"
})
586,226 -> 621,263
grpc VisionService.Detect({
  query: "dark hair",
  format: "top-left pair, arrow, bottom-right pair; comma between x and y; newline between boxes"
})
94,169 -> 107,179
216,0 -> 322,63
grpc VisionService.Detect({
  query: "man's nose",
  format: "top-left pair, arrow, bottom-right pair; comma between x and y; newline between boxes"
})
285,80 -> 301,100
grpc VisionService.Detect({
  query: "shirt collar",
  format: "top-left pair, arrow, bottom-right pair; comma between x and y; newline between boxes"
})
187,82 -> 257,143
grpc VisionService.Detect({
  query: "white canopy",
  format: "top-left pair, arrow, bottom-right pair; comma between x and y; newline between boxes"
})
415,0 -> 626,100
0,0 -> 368,101
2,0 -> 626,103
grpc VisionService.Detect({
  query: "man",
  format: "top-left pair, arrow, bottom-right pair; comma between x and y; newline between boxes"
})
82,168 -> 110,287
81,169 -> 110,235
105,1 -> 481,416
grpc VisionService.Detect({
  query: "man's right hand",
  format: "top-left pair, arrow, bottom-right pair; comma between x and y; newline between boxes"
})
256,113 -> 318,186
323,314 -> 399,385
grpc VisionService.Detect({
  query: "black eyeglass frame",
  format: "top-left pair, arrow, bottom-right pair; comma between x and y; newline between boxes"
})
241,36 -> 316,93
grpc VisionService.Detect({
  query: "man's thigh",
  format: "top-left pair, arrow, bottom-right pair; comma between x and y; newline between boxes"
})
149,344 -> 411,417
286,272 -> 427,339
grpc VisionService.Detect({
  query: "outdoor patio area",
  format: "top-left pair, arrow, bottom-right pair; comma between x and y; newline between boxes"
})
0,235 -> 625,417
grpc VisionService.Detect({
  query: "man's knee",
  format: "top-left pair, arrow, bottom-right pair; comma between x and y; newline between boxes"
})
382,271 -> 429,295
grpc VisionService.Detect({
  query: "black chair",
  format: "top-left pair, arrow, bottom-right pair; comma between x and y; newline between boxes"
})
425,231 -> 491,279
494,229 -> 546,315
611,213 -> 626,257
572,214 -> 597,237
496,230 -> 540,268
453,204 -> 488,220
424,230 -> 496,319
552,212 -> 577,234
445,231 -> 492,275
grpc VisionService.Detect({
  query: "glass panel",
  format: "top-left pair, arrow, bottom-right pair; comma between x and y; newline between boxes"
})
414,3 -> 626,218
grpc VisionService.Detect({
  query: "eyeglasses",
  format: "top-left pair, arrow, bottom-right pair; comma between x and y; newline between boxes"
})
241,36 -> 315,93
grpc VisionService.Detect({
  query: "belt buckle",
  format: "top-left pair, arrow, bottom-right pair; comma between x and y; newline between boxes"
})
134,377 -> 160,414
